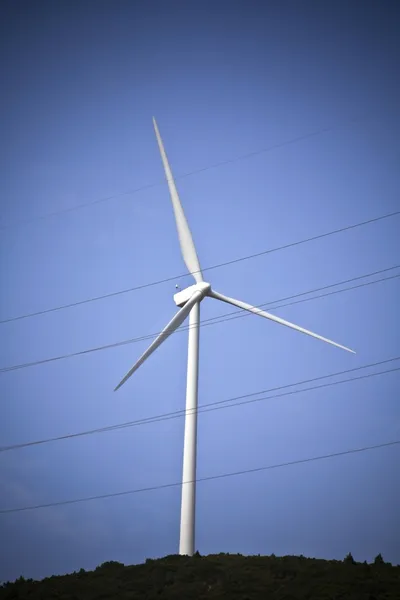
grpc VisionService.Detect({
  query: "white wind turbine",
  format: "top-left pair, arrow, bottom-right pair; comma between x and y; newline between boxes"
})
114,118 -> 355,556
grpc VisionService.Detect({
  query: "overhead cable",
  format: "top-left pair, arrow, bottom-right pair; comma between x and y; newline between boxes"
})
1,210 -> 399,325
0,112 -> 374,231
0,265 -> 398,374
1,439 -> 398,514
1,357 -> 398,453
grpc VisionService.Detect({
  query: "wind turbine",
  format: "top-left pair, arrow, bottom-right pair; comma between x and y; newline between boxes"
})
114,117 -> 355,556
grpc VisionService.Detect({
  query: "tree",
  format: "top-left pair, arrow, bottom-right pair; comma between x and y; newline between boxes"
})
344,552 -> 356,565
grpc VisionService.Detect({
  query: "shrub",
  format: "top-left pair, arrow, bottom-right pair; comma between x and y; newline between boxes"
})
344,552 -> 356,565
96,561 -> 124,571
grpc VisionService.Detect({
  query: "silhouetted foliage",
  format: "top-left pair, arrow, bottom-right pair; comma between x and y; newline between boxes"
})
344,551 -> 356,565
95,561 -> 125,572
374,553 -> 387,566
1,553 -> 399,599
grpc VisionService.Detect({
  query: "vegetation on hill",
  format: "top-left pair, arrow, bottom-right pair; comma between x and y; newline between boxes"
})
1,552 -> 399,599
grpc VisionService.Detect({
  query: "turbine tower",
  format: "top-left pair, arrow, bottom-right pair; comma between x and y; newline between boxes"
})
114,118 -> 355,556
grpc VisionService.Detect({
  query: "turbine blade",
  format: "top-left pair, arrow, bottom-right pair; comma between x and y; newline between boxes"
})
115,292 -> 202,391
153,117 -> 203,283
210,289 -> 356,354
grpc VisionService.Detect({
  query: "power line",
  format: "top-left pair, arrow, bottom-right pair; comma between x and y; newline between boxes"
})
189,268 -> 400,328
1,357 -> 398,453
1,265 -> 398,374
0,112 -> 373,231
1,439 -> 398,514
1,209 -> 399,325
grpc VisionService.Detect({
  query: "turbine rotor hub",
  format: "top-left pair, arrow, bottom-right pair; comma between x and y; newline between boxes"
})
174,281 -> 211,307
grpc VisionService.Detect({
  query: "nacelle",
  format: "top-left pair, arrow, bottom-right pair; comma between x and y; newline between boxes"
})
174,281 -> 211,307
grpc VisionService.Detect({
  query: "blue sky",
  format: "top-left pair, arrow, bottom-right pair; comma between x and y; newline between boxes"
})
1,0 -> 399,582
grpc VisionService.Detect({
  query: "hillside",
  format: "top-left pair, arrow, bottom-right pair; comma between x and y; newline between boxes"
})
1,553 -> 399,600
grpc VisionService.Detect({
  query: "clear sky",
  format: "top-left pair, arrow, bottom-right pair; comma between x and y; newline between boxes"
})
0,0 -> 399,582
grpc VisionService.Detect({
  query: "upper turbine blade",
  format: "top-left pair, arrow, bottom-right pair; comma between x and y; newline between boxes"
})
153,117 -> 203,283
210,289 -> 356,354
114,291 -> 202,391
